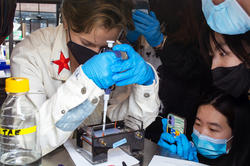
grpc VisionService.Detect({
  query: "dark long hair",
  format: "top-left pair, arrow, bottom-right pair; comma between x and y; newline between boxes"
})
0,0 -> 16,44
150,0 -> 203,45
199,23 -> 250,67
199,89 -> 250,166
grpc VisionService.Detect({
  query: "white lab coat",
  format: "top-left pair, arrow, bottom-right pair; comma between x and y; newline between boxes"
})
10,25 -> 160,155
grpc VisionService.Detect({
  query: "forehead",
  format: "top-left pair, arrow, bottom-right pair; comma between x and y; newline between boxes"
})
210,32 -> 225,46
210,32 -> 250,52
197,104 -> 229,126
78,27 -> 120,45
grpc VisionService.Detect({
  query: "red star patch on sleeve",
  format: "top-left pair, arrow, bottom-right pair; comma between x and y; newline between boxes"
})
52,51 -> 70,75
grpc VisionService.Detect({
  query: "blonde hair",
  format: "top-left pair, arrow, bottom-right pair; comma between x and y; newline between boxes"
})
62,0 -> 133,33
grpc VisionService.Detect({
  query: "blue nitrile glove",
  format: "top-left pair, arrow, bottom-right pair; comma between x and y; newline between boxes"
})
133,10 -> 163,47
158,118 -> 178,152
158,132 -> 177,153
126,30 -> 141,43
111,44 -> 155,86
162,118 -> 168,132
189,143 -> 199,162
176,134 -> 199,162
82,51 -> 119,89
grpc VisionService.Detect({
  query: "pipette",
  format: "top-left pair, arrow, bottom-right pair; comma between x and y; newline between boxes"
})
102,88 -> 111,136
101,40 -> 128,136
102,40 -> 115,136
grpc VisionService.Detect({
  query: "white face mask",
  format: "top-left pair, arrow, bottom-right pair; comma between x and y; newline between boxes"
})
202,0 -> 250,35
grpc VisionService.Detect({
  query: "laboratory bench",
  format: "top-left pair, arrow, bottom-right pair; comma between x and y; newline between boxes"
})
42,138 -> 180,166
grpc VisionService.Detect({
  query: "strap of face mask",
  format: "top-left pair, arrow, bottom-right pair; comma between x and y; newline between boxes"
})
67,25 -> 72,42
226,135 -> 233,143
226,136 -> 233,154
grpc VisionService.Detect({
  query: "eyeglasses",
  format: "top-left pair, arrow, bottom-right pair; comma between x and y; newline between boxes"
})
117,29 -> 128,43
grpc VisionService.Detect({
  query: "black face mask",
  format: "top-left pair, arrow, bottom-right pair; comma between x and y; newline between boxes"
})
67,41 -> 97,65
212,63 -> 250,97
67,29 -> 97,65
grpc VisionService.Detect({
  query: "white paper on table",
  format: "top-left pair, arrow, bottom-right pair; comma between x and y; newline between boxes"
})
148,155 -> 208,166
64,139 -> 139,166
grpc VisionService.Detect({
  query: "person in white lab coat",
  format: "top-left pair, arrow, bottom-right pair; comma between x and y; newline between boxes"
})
10,0 -> 160,155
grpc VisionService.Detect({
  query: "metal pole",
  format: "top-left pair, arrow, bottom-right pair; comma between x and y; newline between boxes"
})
56,3 -> 60,26
9,32 -> 14,57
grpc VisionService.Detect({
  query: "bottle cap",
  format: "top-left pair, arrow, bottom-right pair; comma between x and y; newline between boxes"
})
5,77 -> 29,93
106,40 -> 115,48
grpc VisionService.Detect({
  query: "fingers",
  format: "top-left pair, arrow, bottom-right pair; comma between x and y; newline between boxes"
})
176,136 -> 183,157
181,134 -> 190,159
133,10 -> 157,24
98,51 -> 120,63
149,11 -> 157,19
112,69 -> 136,84
162,118 -> 168,132
133,14 -> 149,27
188,151 -> 193,161
111,59 -> 134,73
193,151 -> 199,162
115,76 -> 137,86
134,22 -> 148,33
158,133 -> 177,153
189,143 -> 199,162
162,132 -> 176,144
110,60 -> 138,86
176,134 -> 190,159
188,147 -> 198,162
113,44 -> 137,58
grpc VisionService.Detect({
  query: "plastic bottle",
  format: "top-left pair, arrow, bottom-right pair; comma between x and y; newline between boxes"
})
0,77 -> 41,166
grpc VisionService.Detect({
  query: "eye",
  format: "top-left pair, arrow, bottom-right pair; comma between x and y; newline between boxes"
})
218,47 -> 228,56
194,122 -> 201,127
82,42 -> 94,47
209,128 -> 219,132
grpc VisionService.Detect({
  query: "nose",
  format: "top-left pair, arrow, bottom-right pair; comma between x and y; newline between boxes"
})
197,127 -> 210,137
211,50 -> 225,70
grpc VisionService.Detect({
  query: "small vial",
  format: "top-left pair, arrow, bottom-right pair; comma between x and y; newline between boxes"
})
107,40 -> 115,48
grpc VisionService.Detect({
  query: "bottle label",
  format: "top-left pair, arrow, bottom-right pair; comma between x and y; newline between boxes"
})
0,126 -> 36,136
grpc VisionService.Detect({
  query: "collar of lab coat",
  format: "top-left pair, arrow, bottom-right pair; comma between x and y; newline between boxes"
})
49,24 -> 71,81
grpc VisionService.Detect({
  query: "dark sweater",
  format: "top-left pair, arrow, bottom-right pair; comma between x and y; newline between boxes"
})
145,41 -> 212,142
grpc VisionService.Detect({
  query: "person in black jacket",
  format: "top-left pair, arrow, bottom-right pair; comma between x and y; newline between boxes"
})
199,24 -> 250,98
142,0 -> 211,142
0,0 -> 16,44
0,0 -> 17,106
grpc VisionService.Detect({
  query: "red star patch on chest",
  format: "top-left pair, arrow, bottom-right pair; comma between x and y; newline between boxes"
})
52,51 -> 70,75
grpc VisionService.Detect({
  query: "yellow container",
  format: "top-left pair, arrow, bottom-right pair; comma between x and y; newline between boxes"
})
5,77 -> 29,93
